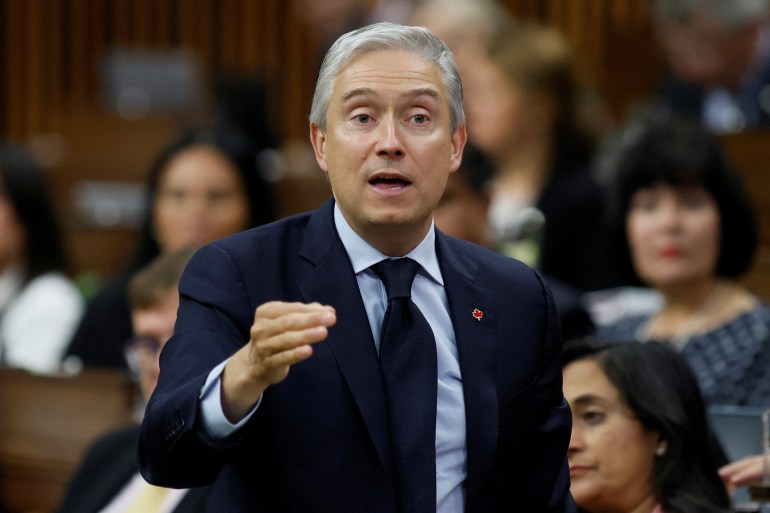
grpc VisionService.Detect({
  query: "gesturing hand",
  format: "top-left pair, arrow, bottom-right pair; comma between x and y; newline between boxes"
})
221,301 -> 336,422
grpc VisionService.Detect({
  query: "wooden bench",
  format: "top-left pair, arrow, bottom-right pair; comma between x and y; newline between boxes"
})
0,368 -> 137,513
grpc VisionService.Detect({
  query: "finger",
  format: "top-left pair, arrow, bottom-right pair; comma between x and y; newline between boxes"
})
720,455 -> 758,473
255,301 -> 335,321
720,457 -> 764,484
252,308 -> 336,343
252,324 -> 331,362
248,341 -> 317,387
731,465 -> 764,486
263,343 -> 315,370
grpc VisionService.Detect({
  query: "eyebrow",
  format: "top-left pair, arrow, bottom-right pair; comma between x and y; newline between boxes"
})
570,394 -> 611,408
341,86 -> 441,104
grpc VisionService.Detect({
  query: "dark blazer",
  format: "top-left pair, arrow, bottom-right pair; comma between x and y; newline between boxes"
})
56,425 -> 207,513
65,274 -> 134,370
139,199 -> 575,513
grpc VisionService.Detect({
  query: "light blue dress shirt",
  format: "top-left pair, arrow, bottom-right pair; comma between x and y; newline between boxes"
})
199,204 -> 467,512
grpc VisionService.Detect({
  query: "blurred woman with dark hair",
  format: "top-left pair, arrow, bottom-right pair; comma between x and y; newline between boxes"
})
597,118 -> 769,406
0,144 -> 84,373
65,125 -> 277,370
563,339 -> 731,513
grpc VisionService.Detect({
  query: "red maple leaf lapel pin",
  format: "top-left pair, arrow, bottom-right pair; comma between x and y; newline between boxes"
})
472,308 -> 483,321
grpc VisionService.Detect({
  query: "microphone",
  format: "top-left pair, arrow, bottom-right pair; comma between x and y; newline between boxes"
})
488,201 -> 545,266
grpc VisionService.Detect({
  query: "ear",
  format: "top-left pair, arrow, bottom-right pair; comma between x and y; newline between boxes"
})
309,122 -> 329,173
448,123 -> 468,174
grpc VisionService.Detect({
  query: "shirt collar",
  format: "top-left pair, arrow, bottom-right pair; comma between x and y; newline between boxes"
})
334,203 -> 443,286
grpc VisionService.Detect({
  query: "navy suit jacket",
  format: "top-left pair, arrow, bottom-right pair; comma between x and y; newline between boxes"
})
139,199 -> 575,513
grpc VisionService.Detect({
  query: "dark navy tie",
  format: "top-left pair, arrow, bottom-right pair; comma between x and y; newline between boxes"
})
371,258 -> 437,513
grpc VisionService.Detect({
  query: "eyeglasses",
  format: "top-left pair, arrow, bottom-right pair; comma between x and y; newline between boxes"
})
124,336 -> 163,377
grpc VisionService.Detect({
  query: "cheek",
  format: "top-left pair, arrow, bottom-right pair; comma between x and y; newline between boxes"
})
694,217 -> 721,260
215,199 -> 250,228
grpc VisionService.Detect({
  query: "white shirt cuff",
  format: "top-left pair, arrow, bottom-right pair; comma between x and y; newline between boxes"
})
199,358 -> 261,439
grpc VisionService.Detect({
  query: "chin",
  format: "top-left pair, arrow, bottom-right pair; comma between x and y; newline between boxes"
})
570,483 -> 599,510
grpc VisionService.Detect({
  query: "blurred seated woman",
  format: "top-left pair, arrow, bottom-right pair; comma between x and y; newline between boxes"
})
461,21 -> 619,291
596,118 -> 770,406
564,339 -> 731,513
0,144 -> 84,373
64,125 -> 276,370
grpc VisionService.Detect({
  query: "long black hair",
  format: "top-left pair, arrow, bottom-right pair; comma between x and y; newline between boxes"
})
0,144 -> 69,282
563,339 -> 731,513
125,125 -> 277,272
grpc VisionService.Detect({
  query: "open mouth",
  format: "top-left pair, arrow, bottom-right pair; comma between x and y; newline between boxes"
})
369,175 -> 412,190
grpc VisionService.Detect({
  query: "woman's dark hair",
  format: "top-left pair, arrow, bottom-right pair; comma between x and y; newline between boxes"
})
563,339 -> 731,513
0,144 -> 68,282
125,125 -> 277,272
608,117 -> 757,283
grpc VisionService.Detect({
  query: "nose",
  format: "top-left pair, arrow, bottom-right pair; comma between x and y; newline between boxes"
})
375,116 -> 405,158
656,201 -> 684,232
567,425 -> 584,455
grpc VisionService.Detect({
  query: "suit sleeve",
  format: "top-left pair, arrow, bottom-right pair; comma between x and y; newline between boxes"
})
503,270 -> 576,512
137,244 -> 256,488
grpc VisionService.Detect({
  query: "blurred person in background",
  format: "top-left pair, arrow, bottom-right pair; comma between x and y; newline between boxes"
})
433,143 -> 494,249
408,0 -> 513,66
434,143 -> 594,339
64,125 -> 276,370
293,0 -> 415,69
563,339 -> 731,513
55,247 -> 207,513
0,144 -> 84,374
652,0 -> 770,133
595,118 -> 770,406
461,22 -> 620,292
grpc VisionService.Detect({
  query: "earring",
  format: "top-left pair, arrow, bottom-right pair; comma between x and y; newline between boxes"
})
656,441 -> 667,457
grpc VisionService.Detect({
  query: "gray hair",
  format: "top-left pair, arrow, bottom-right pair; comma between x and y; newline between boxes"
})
309,22 -> 465,133
652,0 -> 769,28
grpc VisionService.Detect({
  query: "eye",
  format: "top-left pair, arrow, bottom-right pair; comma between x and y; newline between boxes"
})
679,190 -> 712,209
354,114 -> 371,124
412,114 -> 428,124
581,409 -> 606,425
207,190 -> 231,204
629,191 -> 659,212
160,188 -> 186,202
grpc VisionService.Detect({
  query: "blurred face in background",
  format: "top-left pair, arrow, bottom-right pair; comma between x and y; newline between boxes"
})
434,172 -> 490,247
463,56 -> 551,160
0,182 -> 25,271
153,145 -> 251,251
565,358 -> 660,513
656,11 -> 758,89
128,286 -> 179,401
626,182 -> 721,291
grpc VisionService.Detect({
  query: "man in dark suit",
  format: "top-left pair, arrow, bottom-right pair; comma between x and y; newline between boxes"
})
56,248 -> 206,513
139,22 -> 574,513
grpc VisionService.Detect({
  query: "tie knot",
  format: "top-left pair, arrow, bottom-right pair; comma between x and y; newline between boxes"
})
371,258 -> 421,301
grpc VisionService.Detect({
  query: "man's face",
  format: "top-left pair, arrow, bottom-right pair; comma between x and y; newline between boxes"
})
310,49 -> 466,255
129,287 -> 179,402
657,12 -> 758,89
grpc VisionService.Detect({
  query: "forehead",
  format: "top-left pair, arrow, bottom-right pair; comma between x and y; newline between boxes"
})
332,49 -> 447,100
563,359 -> 621,404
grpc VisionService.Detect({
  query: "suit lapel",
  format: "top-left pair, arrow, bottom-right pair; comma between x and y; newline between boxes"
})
296,200 -> 394,479
436,232 -> 498,498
